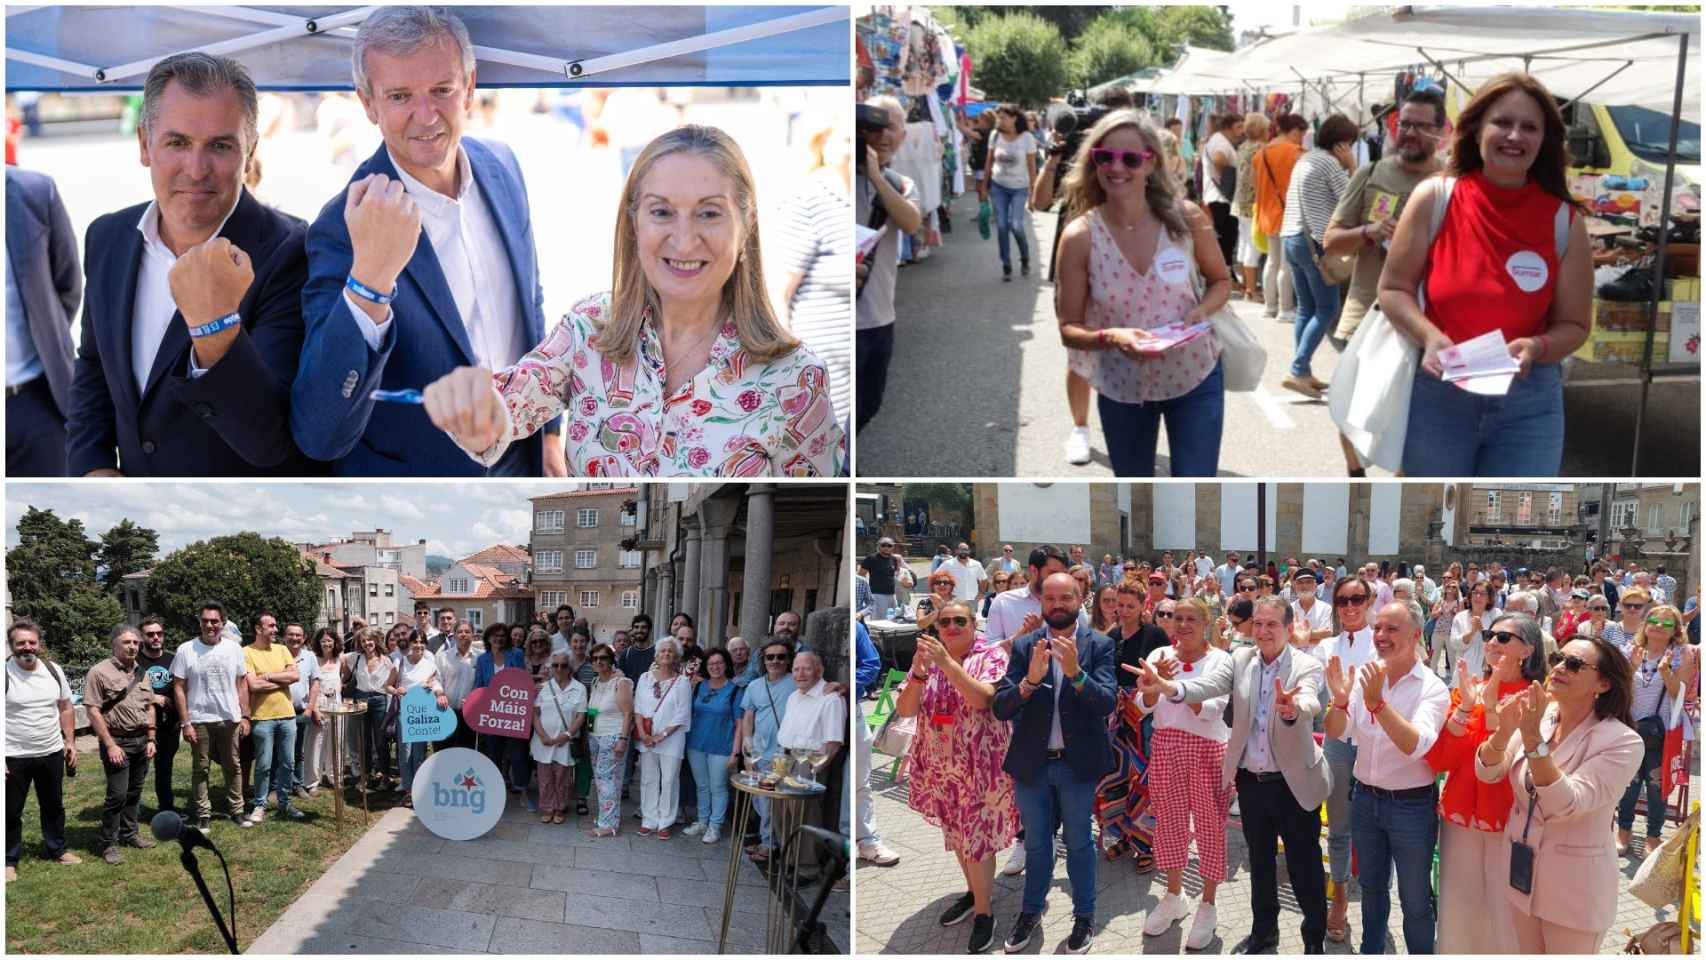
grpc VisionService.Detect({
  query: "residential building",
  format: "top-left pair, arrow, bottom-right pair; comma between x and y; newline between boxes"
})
296,528 -> 428,580
1462,484 -> 1581,548
425,559 -> 533,632
529,488 -> 644,641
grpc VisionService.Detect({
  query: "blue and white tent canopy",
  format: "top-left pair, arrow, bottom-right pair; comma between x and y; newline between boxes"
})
4,5 -> 850,91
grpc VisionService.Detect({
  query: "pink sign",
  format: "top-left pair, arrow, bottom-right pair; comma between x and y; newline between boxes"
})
461,666 -> 534,740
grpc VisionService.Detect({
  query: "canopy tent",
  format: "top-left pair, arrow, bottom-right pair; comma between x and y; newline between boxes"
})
1142,45 -> 1243,96
1085,65 -> 1163,101
1165,7 -> 1698,115
3,5 -> 849,91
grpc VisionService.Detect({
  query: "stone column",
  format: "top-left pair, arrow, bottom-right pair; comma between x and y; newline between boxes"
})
679,517 -> 702,626
738,484 -> 777,645
698,496 -> 741,647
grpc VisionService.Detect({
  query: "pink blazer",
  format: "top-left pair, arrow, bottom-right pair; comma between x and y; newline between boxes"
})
1474,711 -> 1642,933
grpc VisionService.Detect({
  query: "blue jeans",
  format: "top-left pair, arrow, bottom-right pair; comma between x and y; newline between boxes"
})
1013,758 -> 1099,917
1350,784 -> 1438,954
361,693 -> 389,778
1616,722 -> 1666,838
989,182 -> 1030,269
1401,362 -> 1564,476
686,749 -> 732,827
1323,738 -> 1357,884
1283,233 -> 1341,378
399,740 -> 427,794
1096,361 -> 1225,477
293,711 -> 313,791
250,717 -> 297,812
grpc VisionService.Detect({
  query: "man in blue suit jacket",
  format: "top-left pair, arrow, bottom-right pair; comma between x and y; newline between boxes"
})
66,52 -> 318,477
992,571 -> 1117,955
6,167 -> 80,476
293,7 -> 560,476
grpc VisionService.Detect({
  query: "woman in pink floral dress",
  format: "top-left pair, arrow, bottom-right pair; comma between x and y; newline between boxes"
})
419,125 -> 845,477
895,599 -> 1019,952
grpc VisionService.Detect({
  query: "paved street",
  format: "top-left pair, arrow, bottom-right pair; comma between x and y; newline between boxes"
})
857,190 -> 1699,477
855,755 -> 1691,955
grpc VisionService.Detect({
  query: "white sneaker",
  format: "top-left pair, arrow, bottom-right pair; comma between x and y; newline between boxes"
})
682,821 -> 707,837
1001,840 -> 1027,876
1143,892 -> 1192,937
244,807 -> 265,826
702,825 -> 720,844
1185,902 -> 1217,950
1065,427 -> 1092,465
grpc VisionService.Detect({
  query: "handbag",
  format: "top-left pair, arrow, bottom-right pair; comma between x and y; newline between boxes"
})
872,705 -> 916,758
1310,236 -> 1357,287
1185,233 -> 1267,393
1622,922 -> 1683,954
1629,805 -> 1697,908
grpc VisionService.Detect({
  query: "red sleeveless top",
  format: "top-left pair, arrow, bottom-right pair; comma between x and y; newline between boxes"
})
1423,171 -> 1568,344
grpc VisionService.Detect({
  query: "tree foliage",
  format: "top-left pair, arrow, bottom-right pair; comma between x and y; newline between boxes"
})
1152,6 -> 1236,54
962,10 -> 1069,107
144,533 -> 323,639
98,518 -> 159,591
1069,15 -> 1156,88
6,507 -> 127,670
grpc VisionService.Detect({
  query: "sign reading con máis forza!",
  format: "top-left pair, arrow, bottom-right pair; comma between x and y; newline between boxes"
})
460,666 -> 535,740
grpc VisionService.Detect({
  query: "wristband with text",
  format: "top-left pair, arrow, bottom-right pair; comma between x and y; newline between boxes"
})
346,274 -> 398,305
187,311 -> 242,338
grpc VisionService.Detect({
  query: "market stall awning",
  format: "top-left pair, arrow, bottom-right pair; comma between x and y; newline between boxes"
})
1144,44 -> 1246,96
1186,6 -> 1697,114
4,5 -> 850,90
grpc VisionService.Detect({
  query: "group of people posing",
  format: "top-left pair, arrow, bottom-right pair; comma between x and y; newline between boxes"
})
880,541 -> 1698,954
4,599 -> 846,880
10,6 -> 843,480
938,67 -> 1592,476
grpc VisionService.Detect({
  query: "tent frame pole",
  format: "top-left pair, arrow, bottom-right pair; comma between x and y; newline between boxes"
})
1630,30 -> 1689,476
1413,47 -> 1474,96
1556,60 -> 1636,113
95,7 -> 375,84
561,7 -> 844,79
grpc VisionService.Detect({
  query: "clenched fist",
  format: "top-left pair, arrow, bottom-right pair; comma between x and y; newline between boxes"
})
345,173 -> 422,300
423,366 -> 506,454
170,237 -> 254,367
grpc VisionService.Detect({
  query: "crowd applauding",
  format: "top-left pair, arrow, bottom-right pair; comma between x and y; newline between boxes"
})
869,542 -> 1699,954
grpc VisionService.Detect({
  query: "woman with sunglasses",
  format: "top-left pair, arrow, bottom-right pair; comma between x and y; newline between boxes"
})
1056,110 -> 1230,477
895,599 -> 1017,952
982,572 -> 1010,619
1552,589 -> 1592,641
632,637 -> 692,838
531,653 -> 587,824
584,643 -> 634,837
1574,595 -> 1611,640
983,105 -> 1037,282
915,570 -> 960,638
1614,603 -> 1698,855
1601,587 -> 1648,649
1426,612 -> 1546,953
1217,595 -> 1255,650
1090,584 -> 1120,635
1475,636 -> 1641,953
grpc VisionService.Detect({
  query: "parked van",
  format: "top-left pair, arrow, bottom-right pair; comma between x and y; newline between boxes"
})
1561,101 -> 1700,226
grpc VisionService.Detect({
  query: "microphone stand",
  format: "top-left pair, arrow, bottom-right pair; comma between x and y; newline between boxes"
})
180,844 -> 240,954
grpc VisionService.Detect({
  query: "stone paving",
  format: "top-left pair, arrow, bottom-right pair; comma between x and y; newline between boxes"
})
856,762 -> 1692,955
250,792 -> 848,954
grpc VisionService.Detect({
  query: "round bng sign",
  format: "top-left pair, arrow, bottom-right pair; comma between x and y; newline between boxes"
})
411,747 -> 505,841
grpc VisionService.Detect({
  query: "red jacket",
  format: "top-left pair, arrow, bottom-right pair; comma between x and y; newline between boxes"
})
1425,679 -> 1529,832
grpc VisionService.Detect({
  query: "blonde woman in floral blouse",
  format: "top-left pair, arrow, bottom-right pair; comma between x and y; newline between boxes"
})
895,598 -> 1018,954
421,125 -> 845,477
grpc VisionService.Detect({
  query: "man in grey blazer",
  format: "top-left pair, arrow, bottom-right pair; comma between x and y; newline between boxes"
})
1133,595 -> 1331,954
5,167 -> 81,475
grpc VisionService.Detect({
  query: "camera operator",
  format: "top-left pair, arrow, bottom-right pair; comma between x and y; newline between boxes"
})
1030,88 -> 1135,466
855,96 -> 924,435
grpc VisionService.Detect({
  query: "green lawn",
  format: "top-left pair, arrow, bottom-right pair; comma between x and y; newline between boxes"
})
5,743 -> 406,954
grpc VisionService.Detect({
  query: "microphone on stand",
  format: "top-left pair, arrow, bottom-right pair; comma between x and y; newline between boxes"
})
151,811 -> 240,954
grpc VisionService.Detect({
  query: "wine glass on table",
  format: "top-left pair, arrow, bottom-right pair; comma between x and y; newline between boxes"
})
740,739 -> 762,785
805,744 -> 833,788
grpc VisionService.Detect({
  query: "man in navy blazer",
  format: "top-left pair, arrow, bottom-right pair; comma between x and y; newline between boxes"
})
293,7 -> 561,476
992,571 -> 1117,955
66,53 -> 317,477
5,167 -> 80,476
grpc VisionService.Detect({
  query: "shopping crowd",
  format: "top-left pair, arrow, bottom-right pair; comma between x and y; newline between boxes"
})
857,64 -> 1596,477
10,6 -> 845,481
5,598 -> 851,884
859,539 -> 1699,954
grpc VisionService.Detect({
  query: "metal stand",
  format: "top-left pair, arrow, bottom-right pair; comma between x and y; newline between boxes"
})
323,700 -> 370,827
719,775 -> 825,954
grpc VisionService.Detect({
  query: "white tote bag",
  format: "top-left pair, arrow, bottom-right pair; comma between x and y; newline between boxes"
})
1184,229 -> 1268,393
1328,177 -> 1456,471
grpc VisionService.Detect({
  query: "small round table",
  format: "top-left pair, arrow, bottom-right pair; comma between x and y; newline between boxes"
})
718,772 -> 827,954
319,700 -> 370,826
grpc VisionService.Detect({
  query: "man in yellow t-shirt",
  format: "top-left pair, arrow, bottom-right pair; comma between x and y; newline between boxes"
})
242,612 -> 301,825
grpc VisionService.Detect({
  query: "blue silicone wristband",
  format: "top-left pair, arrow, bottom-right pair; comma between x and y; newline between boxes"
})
186,311 -> 241,338
346,274 -> 397,305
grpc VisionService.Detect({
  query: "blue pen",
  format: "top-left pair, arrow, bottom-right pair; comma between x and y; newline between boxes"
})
370,388 -> 424,404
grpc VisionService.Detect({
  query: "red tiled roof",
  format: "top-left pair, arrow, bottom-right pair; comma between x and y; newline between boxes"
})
460,544 -> 530,565
399,575 -> 437,597
436,562 -> 523,599
527,487 -> 639,502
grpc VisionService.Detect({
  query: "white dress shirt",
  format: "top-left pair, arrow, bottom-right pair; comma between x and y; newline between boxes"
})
344,145 -> 525,371
1340,660 -> 1449,789
133,197 -> 240,388
776,678 -> 848,751
1315,626 -> 1377,743
434,645 -> 477,709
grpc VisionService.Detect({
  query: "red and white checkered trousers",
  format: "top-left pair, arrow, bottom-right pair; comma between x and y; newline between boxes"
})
1147,726 -> 1233,881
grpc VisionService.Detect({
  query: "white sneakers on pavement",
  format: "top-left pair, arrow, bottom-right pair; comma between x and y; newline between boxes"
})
859,841 -> 901,866
682,821 -> 707,837
1065,426 -> 1092,465
1001,840 -> 1027,876
702,825 -> 721,844
1185,902 -> 1217,950
1143,891 -> 1191,936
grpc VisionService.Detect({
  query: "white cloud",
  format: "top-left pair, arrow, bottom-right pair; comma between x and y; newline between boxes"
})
380,495 -> 425,520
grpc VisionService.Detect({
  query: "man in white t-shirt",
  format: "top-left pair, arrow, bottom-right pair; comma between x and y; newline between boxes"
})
1215,552 -> 1243,597
172,602 -> 252,830
1200,113 -> 1244,267
1193,551 -> 1215,582
4,619 -> 80,875
1290,570 -> 1335,647
941,543 -> 988,603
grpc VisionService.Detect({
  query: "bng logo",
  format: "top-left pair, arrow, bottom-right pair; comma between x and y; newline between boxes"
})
433,768 -> 487,816
412,747 -> 504,840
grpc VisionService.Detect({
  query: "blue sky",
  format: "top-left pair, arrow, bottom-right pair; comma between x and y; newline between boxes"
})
4,482 -> 596,561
